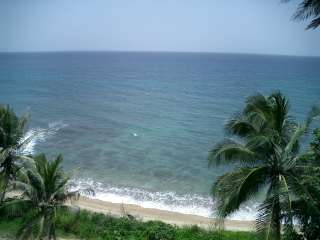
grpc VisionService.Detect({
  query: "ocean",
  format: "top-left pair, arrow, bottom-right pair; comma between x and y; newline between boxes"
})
0,51 -> 319,220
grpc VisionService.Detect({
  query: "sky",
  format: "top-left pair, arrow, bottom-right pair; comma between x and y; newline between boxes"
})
1,0 -> 320,56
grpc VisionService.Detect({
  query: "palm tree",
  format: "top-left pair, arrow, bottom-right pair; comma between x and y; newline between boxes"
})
0,105 -> 31,204
284,0 -> 320,29
208,92 -> 319,240
289,128 -> 320,239
1,154 -> 89,239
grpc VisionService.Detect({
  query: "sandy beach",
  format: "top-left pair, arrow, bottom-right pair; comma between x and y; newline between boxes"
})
73,197 -> 255,232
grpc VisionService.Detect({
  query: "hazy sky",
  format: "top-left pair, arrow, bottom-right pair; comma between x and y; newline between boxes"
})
1,0 -> 320,56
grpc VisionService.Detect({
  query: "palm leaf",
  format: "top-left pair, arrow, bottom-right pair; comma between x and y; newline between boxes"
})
256,196 -> 278,240
213,167 -> 269,219
225,113 -> 258,137
208,139 -> 256,166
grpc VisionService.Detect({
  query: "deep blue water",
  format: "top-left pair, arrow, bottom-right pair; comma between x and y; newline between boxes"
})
0,52 -> 319,218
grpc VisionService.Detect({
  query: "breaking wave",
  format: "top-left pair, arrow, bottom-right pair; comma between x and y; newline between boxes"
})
20,121 -> 68,155
18,121 -> 257,221
71,178 -> 257,221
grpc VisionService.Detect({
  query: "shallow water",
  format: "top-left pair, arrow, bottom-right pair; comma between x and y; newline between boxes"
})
0,51 -> 319,219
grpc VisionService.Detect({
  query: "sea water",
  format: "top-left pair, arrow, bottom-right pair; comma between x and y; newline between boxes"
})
0,51 -> 319,220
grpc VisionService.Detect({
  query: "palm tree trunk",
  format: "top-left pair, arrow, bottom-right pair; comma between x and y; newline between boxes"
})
274,199 -> 281,240
0,159 -> 11,205
0,177 -> 9,205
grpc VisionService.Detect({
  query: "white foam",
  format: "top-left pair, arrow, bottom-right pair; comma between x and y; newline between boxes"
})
18,121 -> 257,221
20,120 -> 68,155
71,178 -> 257,221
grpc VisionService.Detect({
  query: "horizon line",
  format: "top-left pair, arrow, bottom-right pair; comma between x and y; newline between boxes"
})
0,49 -> 319,58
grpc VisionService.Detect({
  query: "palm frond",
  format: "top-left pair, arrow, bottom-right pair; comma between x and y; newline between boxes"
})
269,91 -> 290,136
12,153 -> 88,239
26,170 -> 45,198
306,16 -> 320,29
14,155 -> 35,171
293,0 -> 320,20
285,171 -> 320,215
246,135 -> 274,159
278,174 -> 294,226
0,105 -> 28,150
256,196 -> 279,240
285,124 -> 305,155
225,113 -> 258,137
244,93 -> 270,118
208,139 -> 256,166
0,148 -> 10,166
212,167 -> 269,219
208,92 -> 319,237
285,0 -> 320,29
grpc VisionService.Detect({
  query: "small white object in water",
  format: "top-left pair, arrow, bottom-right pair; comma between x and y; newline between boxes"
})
132,132 -> 138,137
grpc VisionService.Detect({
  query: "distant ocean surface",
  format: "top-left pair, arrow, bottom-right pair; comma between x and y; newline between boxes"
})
0,52 -> 319,220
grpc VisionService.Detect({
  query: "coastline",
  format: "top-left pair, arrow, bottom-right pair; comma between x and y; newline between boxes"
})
73,196 -> 255,232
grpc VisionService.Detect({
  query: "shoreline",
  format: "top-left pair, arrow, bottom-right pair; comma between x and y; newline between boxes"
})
73,196 -> 255,232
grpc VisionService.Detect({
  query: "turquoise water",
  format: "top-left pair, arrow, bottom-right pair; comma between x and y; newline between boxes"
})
0,52 -> 319,218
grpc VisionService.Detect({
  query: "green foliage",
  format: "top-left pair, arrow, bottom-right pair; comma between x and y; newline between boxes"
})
310,128 -> 320,158
1,154 -> 84,239
208,92 -> 319,240
54,209 -> 257,240
0,209 -> 258,239
290,128 -> 320,240
0,215 -> 21,235
285,0 -> 320,29
282,227 -> 303,240
0,105 -> 31,203
0,105 -> 28,149
0,104 -> 259,240
143,221 -> 176,240
1,100 -> 318,239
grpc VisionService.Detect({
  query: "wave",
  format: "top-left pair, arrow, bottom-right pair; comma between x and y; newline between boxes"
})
20,120 -> 68,155
19,121 -> 257,221
70,178 -> 258,221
